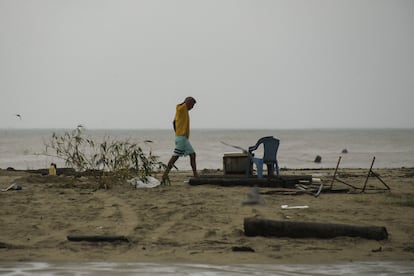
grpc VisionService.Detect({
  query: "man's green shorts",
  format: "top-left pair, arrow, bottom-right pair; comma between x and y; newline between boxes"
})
173,136 -> 195,156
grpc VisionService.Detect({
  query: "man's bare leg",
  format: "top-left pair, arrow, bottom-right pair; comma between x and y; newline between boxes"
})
162,155 -> 179,184
190,152 -> 198,177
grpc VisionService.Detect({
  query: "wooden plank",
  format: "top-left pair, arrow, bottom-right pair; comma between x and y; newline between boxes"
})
67,234 -> 129,242
189,175 -> 312,188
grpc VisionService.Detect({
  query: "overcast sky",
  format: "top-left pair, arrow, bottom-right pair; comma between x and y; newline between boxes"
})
1,0 -> 413,129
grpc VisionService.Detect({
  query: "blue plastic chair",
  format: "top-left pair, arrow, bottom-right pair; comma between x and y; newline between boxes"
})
246,136 -> 280,178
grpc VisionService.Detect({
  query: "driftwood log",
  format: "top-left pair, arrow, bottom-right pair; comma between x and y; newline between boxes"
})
244,218 -> 388,240
67,234 -> 129,242
189,175 -> 312,188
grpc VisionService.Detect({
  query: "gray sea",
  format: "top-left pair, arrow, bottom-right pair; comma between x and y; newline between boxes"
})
1,128 -> 413,170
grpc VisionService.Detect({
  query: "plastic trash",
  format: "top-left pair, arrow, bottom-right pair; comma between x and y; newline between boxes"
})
281,205 -> 309,209
127,176 -> 161,188
1,183 -> 23,192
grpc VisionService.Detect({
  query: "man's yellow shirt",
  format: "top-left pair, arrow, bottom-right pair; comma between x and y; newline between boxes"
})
174,102 -> 190,137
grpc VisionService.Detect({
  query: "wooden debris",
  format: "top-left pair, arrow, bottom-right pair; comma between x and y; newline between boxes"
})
244,218 -> 388,240
189,175 -> 313,188
67,234 -> 129,242
232,246 -> 255,252
362,157 -> 391,192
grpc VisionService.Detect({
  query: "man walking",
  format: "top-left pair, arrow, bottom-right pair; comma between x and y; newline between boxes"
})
162,97 -> 198,184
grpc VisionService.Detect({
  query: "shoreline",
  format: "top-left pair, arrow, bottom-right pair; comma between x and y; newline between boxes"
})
0,168 -> 413,264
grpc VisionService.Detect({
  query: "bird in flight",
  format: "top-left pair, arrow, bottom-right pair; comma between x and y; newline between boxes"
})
15,114 -> 22,120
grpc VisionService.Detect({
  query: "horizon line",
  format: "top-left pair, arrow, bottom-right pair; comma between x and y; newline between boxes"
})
1,126 -> 414,131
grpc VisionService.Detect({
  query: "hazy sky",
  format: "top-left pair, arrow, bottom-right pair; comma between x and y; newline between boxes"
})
1,0 -> 413,129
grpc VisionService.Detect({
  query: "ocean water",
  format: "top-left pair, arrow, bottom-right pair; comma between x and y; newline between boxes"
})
1,128 -> 414,170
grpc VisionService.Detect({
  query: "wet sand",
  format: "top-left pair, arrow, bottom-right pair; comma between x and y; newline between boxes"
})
0,168 -> 413,264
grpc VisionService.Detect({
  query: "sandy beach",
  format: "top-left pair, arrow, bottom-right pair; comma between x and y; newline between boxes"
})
0,167 -> 413,265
